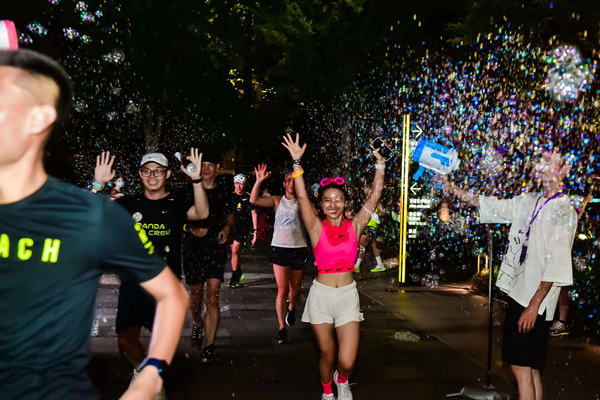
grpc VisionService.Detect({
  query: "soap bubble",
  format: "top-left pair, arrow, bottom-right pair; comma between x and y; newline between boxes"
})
75,1 -> 88,12
545,45 -> 593,102
106,111 -> 119,121
18,32 -> 33,45
63,28 -> 80,41
27,22 -> 48,36
393,330 -> 420,342
103,49 -> 125,64
421,273 -> 439,289
574,256 -> 586,272
125,101 -> 140,114
410,273 -> 420,283
80,12 -> 96,23
48,0 -> 61,4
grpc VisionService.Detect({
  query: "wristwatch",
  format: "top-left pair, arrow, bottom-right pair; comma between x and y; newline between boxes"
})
137,358 -> 169,377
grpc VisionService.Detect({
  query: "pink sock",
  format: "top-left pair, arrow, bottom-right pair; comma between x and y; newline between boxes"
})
337,373 -> 348,384
321,380 -> 333,395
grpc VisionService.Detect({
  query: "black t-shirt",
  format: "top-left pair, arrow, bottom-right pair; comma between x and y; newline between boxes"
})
116,192 -> 191,278
231,191 -> 254,229
0,178 -> 165,400
186,184 -> 233,236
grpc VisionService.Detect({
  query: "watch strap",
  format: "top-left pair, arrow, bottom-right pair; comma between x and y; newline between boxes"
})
138,358 -> 168,376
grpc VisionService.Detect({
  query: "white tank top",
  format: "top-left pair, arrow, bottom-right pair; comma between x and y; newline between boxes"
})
271,196 -> 307,248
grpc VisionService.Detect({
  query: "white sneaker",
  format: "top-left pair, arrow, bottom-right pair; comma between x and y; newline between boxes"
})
370,265 -> 386,273
333,371 -> 352,400
322,394 -> 336,400
129,368 -> 139,388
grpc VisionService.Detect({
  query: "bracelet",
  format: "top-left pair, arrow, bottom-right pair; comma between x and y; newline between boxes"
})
292,169 -> 304,178
191,178 -> 202,184
362,205 -> 374,214
293,159 -> 302,165
92,181 -> 105,189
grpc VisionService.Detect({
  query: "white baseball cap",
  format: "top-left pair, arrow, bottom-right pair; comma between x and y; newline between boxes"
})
234,174 -> 247,184
140,153 -> 169,168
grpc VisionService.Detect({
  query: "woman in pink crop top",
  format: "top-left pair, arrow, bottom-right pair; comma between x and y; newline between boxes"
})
283,132 -> 385,400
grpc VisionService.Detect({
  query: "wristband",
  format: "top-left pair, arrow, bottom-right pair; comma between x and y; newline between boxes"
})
293,159 -> 302,165
92,181 -> 105,189
191,178 -> 202,184
292,169 -> 304,178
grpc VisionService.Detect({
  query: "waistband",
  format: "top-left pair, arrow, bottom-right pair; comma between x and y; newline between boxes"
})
311,279 -> 357,293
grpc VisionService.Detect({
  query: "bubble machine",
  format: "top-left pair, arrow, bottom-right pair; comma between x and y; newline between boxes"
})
412,137 -> 460,186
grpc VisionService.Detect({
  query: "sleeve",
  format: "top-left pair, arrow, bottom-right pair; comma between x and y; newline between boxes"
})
97,198 -> 166,283
478,195 -> 523,224
541,205 -> 577,285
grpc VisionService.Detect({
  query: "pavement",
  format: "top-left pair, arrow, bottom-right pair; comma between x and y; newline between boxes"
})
87,244 -> 600,399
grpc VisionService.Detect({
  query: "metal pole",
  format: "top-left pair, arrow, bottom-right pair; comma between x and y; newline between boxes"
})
486,227 -> 494,389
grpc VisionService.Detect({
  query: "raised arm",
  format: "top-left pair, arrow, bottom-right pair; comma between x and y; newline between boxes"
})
442,175 -> 480,207
250,164 -> 277,208
181,148 -> 209,220
354,150 -> 386,235
282,133 -> 321,241
91,151 -> 117,193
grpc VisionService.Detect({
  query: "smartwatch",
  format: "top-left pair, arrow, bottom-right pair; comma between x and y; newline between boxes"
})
137,358 -> 169,377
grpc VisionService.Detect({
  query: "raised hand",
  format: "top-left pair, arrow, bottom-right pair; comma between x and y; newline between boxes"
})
95,152 -> 116,186
254,164 -> 270,182
282,132 -> 307,160
373,148 -> 385,164
181,148 -> 203,180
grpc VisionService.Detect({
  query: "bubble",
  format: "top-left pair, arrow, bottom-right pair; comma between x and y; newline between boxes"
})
393,330 -> 420,342
421,273 -> 439,289
63,27 -> 80,41
27,22 -> 48,36
220,305 -> 231,312
125,101 -> 140,114
80,12 -> 96,23
106,111 -> 119,121
574,256 -> 586,272
90,319 -> 99,336
95,10 -> 104,18
17,32 -> 33,45
410,273 -> 420,283
74,100 -> 88,112
75,1 -> 88,12
545,45 -> 592,102
80,35 -> 92,44
48,0 -> 61,4
103,49 -> 125,64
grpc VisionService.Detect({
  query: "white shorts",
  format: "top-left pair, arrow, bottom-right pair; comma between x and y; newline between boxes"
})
302,279 -> 364,327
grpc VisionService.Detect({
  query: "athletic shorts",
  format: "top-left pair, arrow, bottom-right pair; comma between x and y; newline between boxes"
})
116,281 -> 156,334
302,279 -> 364,328
271,246 -> 309,270
362,226 -> 377,238
502,297 -> 550,370
231,224 -> 251,246
183,233 -> 226,286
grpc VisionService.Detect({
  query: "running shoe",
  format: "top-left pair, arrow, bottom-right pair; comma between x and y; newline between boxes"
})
354,265 -> 360,273
333,371 -> 352,400
201,344 -> 220,363
129,368 -> 139,388
550,320 -> 570,337
322,394 -> 336,400
285,304 -> 296,327
278,328 -> 290,344
228,271 -> 245,288
370,265 -> 386,273
191,324 -> 203,349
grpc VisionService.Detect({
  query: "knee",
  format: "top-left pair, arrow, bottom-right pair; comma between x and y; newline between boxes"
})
511,365 -> 533,383
338,354 -> 356,372
320,350 -> 335,366
207,291 -> 220,307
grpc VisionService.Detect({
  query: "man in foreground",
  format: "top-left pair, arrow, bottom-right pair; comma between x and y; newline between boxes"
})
0,49 -> 189,400
443,152 -> 577,400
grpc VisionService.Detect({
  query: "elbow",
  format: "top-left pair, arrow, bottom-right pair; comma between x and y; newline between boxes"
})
200,209 -> 209,220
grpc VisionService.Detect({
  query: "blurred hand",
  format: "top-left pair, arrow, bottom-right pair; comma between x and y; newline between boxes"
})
373,148 -> 385,164
191,227 -> 208,238
218,226 -> 230,244
251,231 -> 257,245
518,306 -> 538,333
254,164 -> 271,182
181,148 -> 203,180
95,152 -> 116,186
282,133 -> 307,160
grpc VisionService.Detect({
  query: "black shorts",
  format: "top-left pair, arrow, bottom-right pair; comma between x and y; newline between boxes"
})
183,233 -> 226,286
502,298 -> 550,370
362,226 -> 377,238
271,246 -> 309,270
231,224 -> 251,245
116,281 -> 156,334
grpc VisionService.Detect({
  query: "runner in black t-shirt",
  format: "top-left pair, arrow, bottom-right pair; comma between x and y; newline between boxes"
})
183,153 -> 234,362
93,149 -> 209,388
228,174 -> 257,288
0,49 -> 189,400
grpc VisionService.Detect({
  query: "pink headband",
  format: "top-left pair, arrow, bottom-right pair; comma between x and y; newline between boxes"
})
320,177 -> 345,187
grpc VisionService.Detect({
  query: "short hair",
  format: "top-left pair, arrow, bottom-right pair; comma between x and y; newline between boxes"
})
0,49 -> 73,137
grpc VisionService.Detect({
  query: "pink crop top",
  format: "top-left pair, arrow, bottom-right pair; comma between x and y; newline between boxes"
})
314,219 -> 358,274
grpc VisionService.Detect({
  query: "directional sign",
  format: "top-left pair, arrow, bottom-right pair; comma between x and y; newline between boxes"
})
410,182 -> 422,195
411,125 -> 423,138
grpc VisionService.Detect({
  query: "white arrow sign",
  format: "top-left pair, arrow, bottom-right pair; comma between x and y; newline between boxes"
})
411,125 -> 423,138
410,182 -> 422,195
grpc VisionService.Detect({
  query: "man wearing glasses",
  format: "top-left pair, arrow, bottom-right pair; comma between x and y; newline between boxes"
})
93,150 -> 208,395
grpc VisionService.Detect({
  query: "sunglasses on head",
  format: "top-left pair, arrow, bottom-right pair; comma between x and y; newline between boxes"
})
320,177 -> 345,186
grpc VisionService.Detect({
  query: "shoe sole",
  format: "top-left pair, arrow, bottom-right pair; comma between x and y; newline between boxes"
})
285,311 -> 295,327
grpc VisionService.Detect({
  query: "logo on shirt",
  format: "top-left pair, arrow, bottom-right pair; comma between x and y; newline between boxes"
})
162,210 -> 170,214
132,212 -> 143,222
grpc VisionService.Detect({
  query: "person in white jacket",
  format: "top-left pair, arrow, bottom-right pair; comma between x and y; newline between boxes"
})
443,151 -> 577,400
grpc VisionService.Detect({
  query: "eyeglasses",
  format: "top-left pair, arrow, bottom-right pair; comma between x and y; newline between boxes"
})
320,177 -> 345,186
140,168 -> 166,177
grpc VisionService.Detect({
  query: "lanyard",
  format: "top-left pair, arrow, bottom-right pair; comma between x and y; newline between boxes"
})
519,192 -> 563,264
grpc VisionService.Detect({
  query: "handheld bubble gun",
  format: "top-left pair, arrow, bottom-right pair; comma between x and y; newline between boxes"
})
412,136 -> 460,188
0,21 -> 18,50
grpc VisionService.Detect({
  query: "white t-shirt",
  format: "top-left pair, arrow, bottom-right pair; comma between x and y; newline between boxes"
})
271,196 -> 307,248
479,193 -> 577,321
